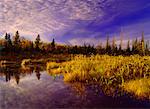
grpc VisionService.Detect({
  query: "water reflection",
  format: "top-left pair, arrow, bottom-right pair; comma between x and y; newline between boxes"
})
0,65 -> 45,84
68,83 -> 121,99
35,67 -> 41,80
69,82 -> 86,97
0,64 -> 150,108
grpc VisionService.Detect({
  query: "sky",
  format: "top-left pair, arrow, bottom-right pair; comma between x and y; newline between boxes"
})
0,0 -> 150,46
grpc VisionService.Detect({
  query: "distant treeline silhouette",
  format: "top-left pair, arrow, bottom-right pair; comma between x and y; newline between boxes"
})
0,31 -> 149,56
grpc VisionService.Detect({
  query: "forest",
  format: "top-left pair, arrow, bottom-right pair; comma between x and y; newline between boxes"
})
0,31 -> 149,57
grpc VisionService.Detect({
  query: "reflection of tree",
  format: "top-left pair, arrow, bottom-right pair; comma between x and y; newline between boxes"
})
0,66 -> 21,84
34,66 -> 41,80
1,66 -> 12,82
14,71 -> 20,84
5,70 -> 11,82
0,64 -> 45,83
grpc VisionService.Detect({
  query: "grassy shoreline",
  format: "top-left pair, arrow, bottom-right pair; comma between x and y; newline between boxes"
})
47,55 -> 150,98
1,54 -> 150,99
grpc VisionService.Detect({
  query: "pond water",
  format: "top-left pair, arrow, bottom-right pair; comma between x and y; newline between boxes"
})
0,65 -> 150,109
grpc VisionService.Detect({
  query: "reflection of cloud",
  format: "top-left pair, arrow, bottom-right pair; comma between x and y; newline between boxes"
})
0,71 -> 68,109
4,71 -> 62,91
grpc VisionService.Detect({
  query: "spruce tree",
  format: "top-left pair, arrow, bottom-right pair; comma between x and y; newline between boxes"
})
35,34 -> 41,51
51,38 -> 55,50
4,33 -> 12,52
4,33 -> 8,50
13,31 -> 21,52
126,39 -> 130,55
7,34 -> 12,51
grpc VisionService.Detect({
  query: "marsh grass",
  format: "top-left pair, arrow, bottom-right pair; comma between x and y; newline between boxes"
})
46,62 -> 63,74
59,55 -> 149,83
46,55 -> 150,83
122,78 -> 150,99
46,55 -> 150,98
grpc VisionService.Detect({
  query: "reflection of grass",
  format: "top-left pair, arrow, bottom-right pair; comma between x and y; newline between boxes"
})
21,59 -> 45,66
68,82 -> 86,96
21,59 -> 31,66
122,78 -> 150,99
21,55 -> 71,66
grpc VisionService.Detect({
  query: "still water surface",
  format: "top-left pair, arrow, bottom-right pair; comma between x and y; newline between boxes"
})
0,65 -> 150,109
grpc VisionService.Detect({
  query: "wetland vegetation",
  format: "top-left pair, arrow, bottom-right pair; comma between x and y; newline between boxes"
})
47,55 -> 150,99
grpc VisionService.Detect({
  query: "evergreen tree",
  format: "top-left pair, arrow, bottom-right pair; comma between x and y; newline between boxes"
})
4,33 -> 12,52
13,31 -> 21,52
35,34 -> 41,51
7,34 -> 12,51
51,38 -> 55,52
126,39 -> 130,55
7,34 -> 12,46
4,33 -> 8,50
5,33 -> 8,40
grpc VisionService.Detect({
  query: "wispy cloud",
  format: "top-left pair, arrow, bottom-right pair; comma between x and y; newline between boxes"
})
0,0 -> 150,44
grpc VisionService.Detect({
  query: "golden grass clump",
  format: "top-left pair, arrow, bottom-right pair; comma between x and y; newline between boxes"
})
46,62 -> 60,70
46,62 -> 63,74
59,55 -> 150,83
122,78 -> 150,99
46,55 -> 150,84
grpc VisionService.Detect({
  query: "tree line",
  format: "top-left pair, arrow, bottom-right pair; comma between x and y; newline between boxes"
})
0,31 -> 149,56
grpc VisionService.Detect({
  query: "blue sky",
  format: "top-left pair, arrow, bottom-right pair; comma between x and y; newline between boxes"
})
0,0 -> 150,46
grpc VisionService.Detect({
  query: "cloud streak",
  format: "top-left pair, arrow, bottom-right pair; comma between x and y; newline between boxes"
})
0,0 -> 150,44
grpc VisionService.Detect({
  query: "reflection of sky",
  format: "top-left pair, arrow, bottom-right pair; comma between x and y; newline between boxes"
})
0,71 -> 69,109
0,71 -> 150,108
0,0 -> 150,45
0,77 -> 5,82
